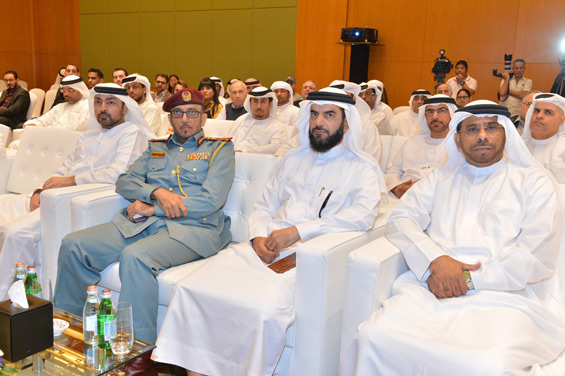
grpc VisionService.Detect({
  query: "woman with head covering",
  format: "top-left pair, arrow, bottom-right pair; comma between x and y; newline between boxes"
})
198,77 -> 223,119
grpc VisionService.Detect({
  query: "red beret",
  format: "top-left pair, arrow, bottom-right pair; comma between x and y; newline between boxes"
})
163,88 -> 204,112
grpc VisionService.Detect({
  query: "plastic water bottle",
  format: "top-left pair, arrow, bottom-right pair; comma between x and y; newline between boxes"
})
13,262 -> 26,283
83,285 -> 99,345
24,265 -> 42,297
97,289 -> 116,349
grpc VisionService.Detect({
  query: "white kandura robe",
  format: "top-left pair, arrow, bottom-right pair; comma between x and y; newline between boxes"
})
275,101 -> 299,127
342,159 -> 565,376
0,121 -> 149,300
370,107 -> 395,135
524,134 -> 565,184
392,109 -> 420,137
379,102 -> 394,123
385,135 -> 446,191
227,114 -> 287,154
139,99 -> 161,136
25,98 -> 89,131
153,142 -> 383,376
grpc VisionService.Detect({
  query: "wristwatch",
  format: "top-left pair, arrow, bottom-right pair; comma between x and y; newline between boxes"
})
463,270 -> 474,290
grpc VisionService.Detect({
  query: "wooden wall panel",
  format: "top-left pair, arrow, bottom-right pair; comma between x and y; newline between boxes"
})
294,0 -> 349,89
296,0 -> 565,108
0,0 -> 80,91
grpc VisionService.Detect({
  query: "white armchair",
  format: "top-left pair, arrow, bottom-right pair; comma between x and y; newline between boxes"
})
339,186 -> 565,374
58,152 -> 393,375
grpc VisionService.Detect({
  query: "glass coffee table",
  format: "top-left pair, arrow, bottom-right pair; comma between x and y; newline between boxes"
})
5,308 -> 155,375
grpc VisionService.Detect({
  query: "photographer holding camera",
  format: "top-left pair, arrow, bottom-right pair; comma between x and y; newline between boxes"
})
499,59 -> 532,121
446,60 -> 477,99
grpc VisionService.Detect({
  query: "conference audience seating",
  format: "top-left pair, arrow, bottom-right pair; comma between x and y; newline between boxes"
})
43,152 -> 394,375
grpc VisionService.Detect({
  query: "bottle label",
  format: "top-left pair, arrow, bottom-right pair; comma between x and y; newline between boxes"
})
104,319 -> 117,341
85,315 -> 97,331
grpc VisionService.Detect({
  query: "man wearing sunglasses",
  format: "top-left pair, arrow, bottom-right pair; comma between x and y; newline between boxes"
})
54,88 -> 235,349
386,95 -> 457,198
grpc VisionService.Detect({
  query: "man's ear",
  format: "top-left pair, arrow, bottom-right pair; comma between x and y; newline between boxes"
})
454,133 -> 461,151
344,118 -> 349,132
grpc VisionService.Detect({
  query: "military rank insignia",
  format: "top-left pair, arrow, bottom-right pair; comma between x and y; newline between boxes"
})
182,90 -> 192,102
186,152 -> 210,161
151,152 -> 165,158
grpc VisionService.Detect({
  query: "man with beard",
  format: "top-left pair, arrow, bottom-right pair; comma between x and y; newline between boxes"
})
123,73 -> 161,135
392,89 -> 431,137
152,87 -> 387,376
227,86 -> 286,154
54,88 -> 234,349
386,95 -> 457,198
0,70 -> 30,129
0,83 -> 154,301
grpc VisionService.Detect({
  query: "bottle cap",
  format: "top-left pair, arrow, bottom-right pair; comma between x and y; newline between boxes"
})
100,289 -> 112,298
87,285 -> 98,292
27,265 -> 37,272
16,262 -> 25,266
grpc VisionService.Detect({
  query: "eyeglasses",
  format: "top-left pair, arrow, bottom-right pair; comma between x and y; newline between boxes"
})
457,95 -> 469,100
521,102 -> 533,106
424,107 -> 449,116
155,81 -> 167,85
4,78 -> 15,83
170,109 -> 203,118
459,123 -> 504,135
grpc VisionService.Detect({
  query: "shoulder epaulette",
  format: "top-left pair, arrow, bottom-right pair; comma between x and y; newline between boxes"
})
149,135 -> 171,142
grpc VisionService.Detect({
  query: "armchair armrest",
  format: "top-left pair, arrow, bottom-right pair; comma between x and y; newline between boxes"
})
71,189 -> 129,231
0,156 -> 14,194
40,183 -> 114,285
339,236 -> 408,363
292,207 -> 391,376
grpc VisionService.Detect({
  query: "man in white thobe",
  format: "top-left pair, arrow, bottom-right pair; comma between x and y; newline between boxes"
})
270,80 -> 299,127
521,93 -> 565,183
386,95 -> 457,198
24,75 -> 89,131
152,87 -> 386,376
122,73 -> 162,136
341,100 -> 565,376
226,86 -> 286,154
369,79 -> 394,122
330,80 -> 382,161
9,75 -> 90,150
392,89 -> 431,137
0,83 -> 155,300
360,81 -> 395,135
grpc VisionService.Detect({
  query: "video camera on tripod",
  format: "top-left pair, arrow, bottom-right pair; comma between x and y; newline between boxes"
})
432,49 -> 453,84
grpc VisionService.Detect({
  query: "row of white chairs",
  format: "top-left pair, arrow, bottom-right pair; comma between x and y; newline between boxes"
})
0,126 -> 409,375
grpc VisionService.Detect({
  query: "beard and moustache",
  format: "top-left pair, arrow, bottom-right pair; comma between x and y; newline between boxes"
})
309,120 -> 346,153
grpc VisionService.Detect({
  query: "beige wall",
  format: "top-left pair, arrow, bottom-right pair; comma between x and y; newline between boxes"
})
295,0 -> 565,108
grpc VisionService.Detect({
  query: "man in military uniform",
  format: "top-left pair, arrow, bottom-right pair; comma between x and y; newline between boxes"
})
54,88 -> 235,345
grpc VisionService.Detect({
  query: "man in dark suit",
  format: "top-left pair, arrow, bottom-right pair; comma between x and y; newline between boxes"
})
0,71 -> 31,129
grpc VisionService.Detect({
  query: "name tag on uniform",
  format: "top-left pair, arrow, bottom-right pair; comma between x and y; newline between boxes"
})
186,152 -> 210,161
151,152 -> 165,158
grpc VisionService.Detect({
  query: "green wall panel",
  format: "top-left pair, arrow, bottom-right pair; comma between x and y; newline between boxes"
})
79,1 -> 296,90
211,9 -> 253,82
174,11 -> 213,87
79,0 -> 109,14
251,7 -> 296,83
107,13 -> 141,73
79,14 -> 110,76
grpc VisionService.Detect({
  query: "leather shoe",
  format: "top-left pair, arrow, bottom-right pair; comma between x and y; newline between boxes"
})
123,352 -> 158,376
